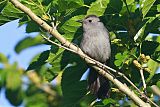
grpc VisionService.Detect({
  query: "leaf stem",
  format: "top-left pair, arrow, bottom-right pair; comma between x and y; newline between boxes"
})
123,0 -> 131,17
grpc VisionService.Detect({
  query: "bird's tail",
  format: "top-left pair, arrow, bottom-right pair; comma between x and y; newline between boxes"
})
88,68 -> 110,99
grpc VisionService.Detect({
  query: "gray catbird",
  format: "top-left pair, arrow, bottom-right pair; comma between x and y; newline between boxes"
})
80,15 -> 111,98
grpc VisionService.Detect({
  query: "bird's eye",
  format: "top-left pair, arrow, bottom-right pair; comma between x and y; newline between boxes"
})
88,20 -> 92,22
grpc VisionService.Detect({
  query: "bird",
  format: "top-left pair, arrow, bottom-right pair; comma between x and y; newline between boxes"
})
80,15 -> 111,99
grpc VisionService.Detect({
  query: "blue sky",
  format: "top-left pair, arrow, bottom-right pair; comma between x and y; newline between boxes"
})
0,20 -> 50,107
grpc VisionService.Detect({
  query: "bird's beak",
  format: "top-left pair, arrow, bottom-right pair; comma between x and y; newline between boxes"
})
76,20 -> 83,23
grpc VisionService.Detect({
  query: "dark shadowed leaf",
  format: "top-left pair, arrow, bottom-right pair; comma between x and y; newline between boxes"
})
5,89 -> 23,106
148,73 -> 160,85
146,59 -> 159,83
25,86 -> 48,107
27,50 -> 50,70
26,21 -> 41,33
61,54 -> 88,106
0,0 -> 8,12
105,0 -> 123,14
47,46 -> 64,71
141,40 -> 159,56
78,94 -> 96,107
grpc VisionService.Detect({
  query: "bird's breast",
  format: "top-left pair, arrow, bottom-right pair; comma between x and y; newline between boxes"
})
80,30 -> 111,63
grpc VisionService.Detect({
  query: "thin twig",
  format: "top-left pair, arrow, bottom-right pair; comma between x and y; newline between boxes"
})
41,34 -> 76,53
140,68 -> 146,90
123,0 -> 131,17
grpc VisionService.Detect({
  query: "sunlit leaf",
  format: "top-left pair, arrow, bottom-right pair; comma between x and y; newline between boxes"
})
58,0 -> 84,12
87,0 -> 109,16
114,51 -> 129,68
60,15 -> 84,42
0,2 -> 24,25
15,35 -> 45,54
6,63 -> 22,90
157,4 -> 160,12
103,98 -> 117,105
141,0 -> 156,18
0,53 -> 8,63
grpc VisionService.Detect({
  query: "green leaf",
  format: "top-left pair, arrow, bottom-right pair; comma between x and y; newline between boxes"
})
61,54 -> 88,106
141,40 -> 159,56
149,73 -> 160,85
0,2 -> 24,25
47,46 -> 64,71
134,17 -> 160,42
60,15 -> 84,42
157,4 -> 160,12
27,50 -> 50,70
15,35 -> 45,54
79,94 -> 96,107
157,81 -> 160,88
26,21 -> 41,33
0,0 -> 8,12
93,101 -> 104,106
105,0 -> 123,14
25,89 -> 48,107
103,98 -> 116,105
146,59 -> 159,82
5,89 -> 23,106
134,24 -> 147,42
87,0 -> 110,16
6,63 -> 22,90
145,35 -> 160,62
0,69 -> 6,90
44,69 -> 58,82
145,35 -> 160,43
21,0 -> 45,17
0,53 -> 8,63
114,51 -> 129,68
58,0 -> 84,12
124,0 -> 135,6
141,0 -> 156,18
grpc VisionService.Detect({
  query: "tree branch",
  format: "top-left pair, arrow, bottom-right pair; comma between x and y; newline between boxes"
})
10,0 -> 152,106
27,71 -> 57,97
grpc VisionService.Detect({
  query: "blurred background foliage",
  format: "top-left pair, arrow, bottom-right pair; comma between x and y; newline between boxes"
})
0,0 -> 160,106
